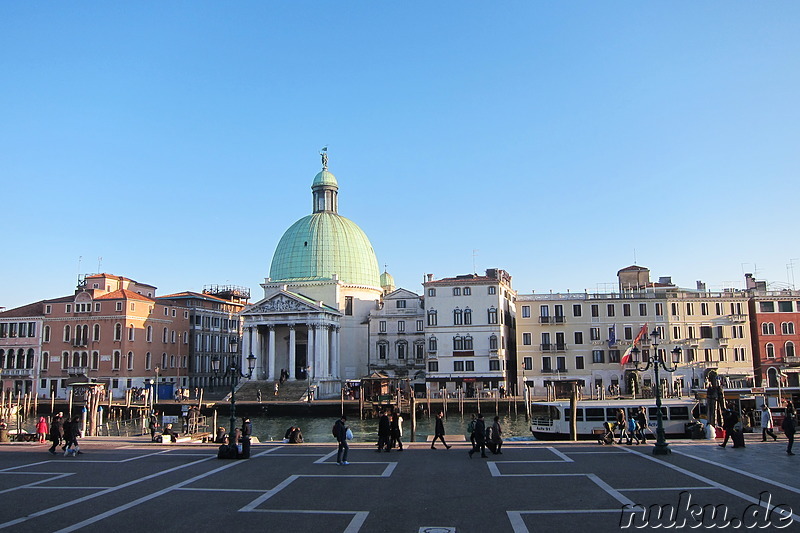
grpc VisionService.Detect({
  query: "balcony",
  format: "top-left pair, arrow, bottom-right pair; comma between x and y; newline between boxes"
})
730,314 -> 747,323
72,338 -> 88,347
786,356 -> 800,365
66,367 -> 89,375
717,337 -> 729,345
540,343 -> 554,352
539,316 -> 566,325
1,368 -> 33,377
555,343 -> 568,352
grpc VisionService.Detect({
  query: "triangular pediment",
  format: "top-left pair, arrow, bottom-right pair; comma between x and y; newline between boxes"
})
243,291 -> 331,316
384,288 -> 421,300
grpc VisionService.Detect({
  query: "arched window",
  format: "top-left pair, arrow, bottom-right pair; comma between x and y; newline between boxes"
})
428,336 -> 438,352
163,327 -> 169,343
146,325 -> 153,342
41,351 -> 49,371
113,351 -> 121,370
397,341 -> 407,359
782,322 -> 796,335
61,352 -> 69,370
80,351 -> 88,367
170,355 -> 175,368
488,307 -> 498,324
72,351 -> 80,367
127,351 -> 134,370
414,341 -> 425,359
171,330 -> 176,344
43,325 -> 51,343
786,341 -> 796,358
64,324 -> 71,342
81,325 -> 88,344
453,308 -> 463,325
26,349 -> 34,369
427,310 -> 437,326
92,351 -> 99,370
464,308 -> 472,325
161,353 -> 167,369
766,343 -> 775,358
93,324 -> 100,342
0,349 -> 5,369
464,335 -> 473,350
453,336 -> 464,350
489,335 -> 498,350
145,352 -> 151,370
128,325 -> 135,341
16,349 -> 24,368
114,323 -> 122,341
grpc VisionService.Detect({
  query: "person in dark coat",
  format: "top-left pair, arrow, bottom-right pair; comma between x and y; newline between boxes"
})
719,408 -> 739,448
148,411 -> 160,442
63,416 -> 82,455
468,413 -> 487,458
490,416 -> 503,455
377,410 -> 391,452
241,417 -> 252,439
48,413 -> 64,455
783,401 -> 796,456
431,411 -> 451,450
389,413 -> 403,451
334,415 -> 349,465
289,427 -> 304,444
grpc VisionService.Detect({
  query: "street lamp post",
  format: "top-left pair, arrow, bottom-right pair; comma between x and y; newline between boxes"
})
212,353 -> 257,441
631,329 -> 682,455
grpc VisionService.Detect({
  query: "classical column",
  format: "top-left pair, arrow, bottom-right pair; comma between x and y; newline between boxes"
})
320,324 -> 330,378
241,326 -> 252,367
251,326 -> 263,380
331,326 -> 340,379
288,325 -> 296,381
314,324 -> 324,380
267,325 -> 276,381
307,324 -> 316,379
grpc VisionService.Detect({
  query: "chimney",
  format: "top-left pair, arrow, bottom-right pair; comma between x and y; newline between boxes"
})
696,280 -> 706,292
426,273 -> 434,282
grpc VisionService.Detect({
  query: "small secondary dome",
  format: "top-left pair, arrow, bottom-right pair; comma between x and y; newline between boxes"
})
312,170 -> 338,188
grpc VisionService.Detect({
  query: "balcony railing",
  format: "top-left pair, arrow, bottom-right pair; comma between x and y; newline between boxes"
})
72,338 -> 88,347
539,316 -> 566,324
540,343 -> 553,352
66,366 -> 89,375
1,368 -> 33,377
786,356 -> 800,365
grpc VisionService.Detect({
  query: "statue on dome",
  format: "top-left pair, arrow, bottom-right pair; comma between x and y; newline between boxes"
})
320,146 -> 328,170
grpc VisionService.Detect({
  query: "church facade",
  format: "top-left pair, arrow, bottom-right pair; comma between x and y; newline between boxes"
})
241,155 -> 386,398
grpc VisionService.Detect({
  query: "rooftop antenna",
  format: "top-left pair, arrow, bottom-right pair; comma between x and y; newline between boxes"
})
788,259 -> 798,289
633,248 -> 637,265
77,255 -> 82,283
472,249 -> 478,274
97,256 -> 103,273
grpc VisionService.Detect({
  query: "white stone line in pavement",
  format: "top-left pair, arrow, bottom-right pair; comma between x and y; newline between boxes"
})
53,457 -> 247,533
617,486 -> 717,492
253,446 -> 282,458
176,487 -> 265,492
239,475 -> 300,512
586,473 -> 634,506
508,510 -> 620,533
671,447 -> 800,497
0,460 -> 58,472
252,510 -> 370,533
0,455 -> 215,530
0,473 -> 73,496
565,451 -> 630,454
314,450 -> 338,464
546,447 -> 573,462
622,447 -> 800,523
30,486 -> 112,490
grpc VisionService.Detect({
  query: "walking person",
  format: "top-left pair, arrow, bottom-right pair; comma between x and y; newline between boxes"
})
467,414 -> 477,449
635,406 -> 648,444
468,413 -> 487,458
783,400 -> 796,456
719,408 -> 739,448
48,413 -> 64,455
377,410 -> 391,452
389,412 -> 404,451
761,404 -> 778,442
431,411 -> 451,450
615,408 -> 627,444
490,416 -> 503,454
63,416 -> 82,456
333,414 -> 350,465
256,388 -> 262,403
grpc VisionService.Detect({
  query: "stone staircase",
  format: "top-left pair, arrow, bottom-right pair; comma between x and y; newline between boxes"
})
234,380 -> 311,402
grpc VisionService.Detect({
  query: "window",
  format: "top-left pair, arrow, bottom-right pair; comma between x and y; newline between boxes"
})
592,350 -> 605,363
542,356 -> 552,372
145,352 -> 151,370
607,304 -> 615,317
732,325 -> 744,338
464,336 -> 473,350
379,321 -> 387,333
556,356 -> 566,372
463,287 -> 471,296
416,320 -> 424,332
609,350 -> 620,363
112,351 -> 121,370
66,304 -> 72,313
115,302 -> 122,312
686,303 -> 694,315
541,332 -> 551,350
734,347 -> 746,362
128,325 -> 135,341
163,327 -> 169,343
522,333 -> 531,346
114,324 -> 122,341
146,325 -> 152,342
453,309 -> 463,325
489,360 -> 500,371
428,361 -> 439,372
779,301 -> 794,312
766,343 -> 775,358
427,310 -> 438,326
398,320 -> 405,333
488,286 -> 496,295
464,308 -> 472,325
45,305 -> 51,314
655,303 -> 664,316
465,360 -> 475,371
719,348 -> 726,362
782,322 -> 795,335
623,326 -> 632,340
453,336 -> 464,350
163,307 -> 169,316
574,331 -> 583,344
345,296 -> 354,316
639,303 -> 647,316
396,299 -> 406,308
591,305 -> 599,318
43,325 -> 51,343
454,361 -> 464,371
63,325 -> 71,342
787,342 -> 796,358
573,304 -> 582,317
704,349 -> 712,362
554,305 -> 564,320
759,301 -> 775,313
397,342 -> 407,359
762,322 -> 776,335
715,302 -> 724,315
488,307 -> 498,324
700,326 -> 713,339
453,287 -> 461,296
489,335 -> 498,350
522,306 -> 531,318
575,356 -> 585,370
623,304 -> 631,317
590,327 -> 600,341
428,288 -> 436,297
701,303 -> 709,315
127,351 -> 134,370
414,342 -> 424,359
428,337 -> 437,352
40,351 -> 49,371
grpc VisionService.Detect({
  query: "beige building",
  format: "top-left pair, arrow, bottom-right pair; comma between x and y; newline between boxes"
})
516,266 -> 753,398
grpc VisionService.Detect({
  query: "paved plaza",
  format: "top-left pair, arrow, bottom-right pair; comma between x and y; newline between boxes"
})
0,436 -> 798,532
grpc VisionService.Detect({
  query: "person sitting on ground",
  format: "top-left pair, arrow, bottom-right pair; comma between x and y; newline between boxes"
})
215,426 -> 228,444
162,423 -> 177,443
289,427 -> 304,444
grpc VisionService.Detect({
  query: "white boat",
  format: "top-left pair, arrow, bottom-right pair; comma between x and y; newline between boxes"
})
529,398 -> 700,440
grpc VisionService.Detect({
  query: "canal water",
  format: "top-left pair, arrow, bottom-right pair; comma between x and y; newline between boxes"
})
244,413 -> 534,443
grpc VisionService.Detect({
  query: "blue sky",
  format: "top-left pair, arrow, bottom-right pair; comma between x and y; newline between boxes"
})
2,2 -> 798,309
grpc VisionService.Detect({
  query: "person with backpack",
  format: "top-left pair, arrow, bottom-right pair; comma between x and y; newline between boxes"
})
783,400 -> 796,456
466,414 -> 476,449
333,415 -> 350,465
468,413 -> 487,458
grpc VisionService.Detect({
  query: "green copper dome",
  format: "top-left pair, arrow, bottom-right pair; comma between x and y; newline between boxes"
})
269,161 -> 380,288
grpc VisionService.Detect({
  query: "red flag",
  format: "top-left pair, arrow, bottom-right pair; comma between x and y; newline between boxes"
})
620,323 -> 648,366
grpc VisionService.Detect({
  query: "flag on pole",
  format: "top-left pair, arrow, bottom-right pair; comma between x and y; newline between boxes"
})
620,323 -> 648,366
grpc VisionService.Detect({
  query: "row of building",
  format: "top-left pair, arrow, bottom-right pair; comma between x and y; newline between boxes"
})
2,155 -> 797,399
